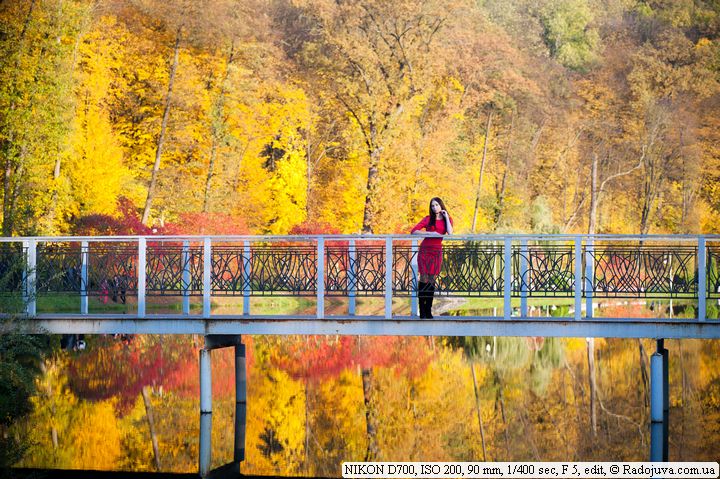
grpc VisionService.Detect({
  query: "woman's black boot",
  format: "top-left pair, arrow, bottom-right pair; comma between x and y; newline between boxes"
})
426,283 -> 435,319
418,281 -> 429,318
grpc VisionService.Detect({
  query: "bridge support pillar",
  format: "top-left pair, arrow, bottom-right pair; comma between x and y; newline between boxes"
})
199,335 -> 246,478
650,339 -> 669,462
199,348 -> 212,477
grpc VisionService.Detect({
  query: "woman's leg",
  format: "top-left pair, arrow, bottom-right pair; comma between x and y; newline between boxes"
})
418,273 -> 432,318
426,275 -> 436,319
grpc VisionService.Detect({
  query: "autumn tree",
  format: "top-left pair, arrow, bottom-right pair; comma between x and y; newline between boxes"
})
0,0 -> 87,235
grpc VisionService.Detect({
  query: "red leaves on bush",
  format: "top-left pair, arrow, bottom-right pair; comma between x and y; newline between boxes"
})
162,212 -> 250,235
73,197 -> 250,236
289,220 -> 341,235
73,197 -> 152,236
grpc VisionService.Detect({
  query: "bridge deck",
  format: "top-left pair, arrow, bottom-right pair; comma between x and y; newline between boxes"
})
6,314 -> 720,339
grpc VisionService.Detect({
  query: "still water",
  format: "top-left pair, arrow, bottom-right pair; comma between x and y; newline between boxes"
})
11,301 -> 720,475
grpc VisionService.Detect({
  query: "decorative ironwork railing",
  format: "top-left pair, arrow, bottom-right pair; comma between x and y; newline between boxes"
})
0,235 -> 717,320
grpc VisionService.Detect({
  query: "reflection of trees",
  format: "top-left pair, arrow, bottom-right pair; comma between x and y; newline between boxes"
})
267,335 -> 433,473
449,335 -> 564,460
529,337 -> 562,395
0,331 -> 44,468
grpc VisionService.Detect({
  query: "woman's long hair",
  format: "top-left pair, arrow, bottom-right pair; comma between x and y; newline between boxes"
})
427,197 -> 448,228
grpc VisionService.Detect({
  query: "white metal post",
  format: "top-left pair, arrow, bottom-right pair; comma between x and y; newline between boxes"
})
385,237 -> 393,319
81,241 -> 88,315
520,239 -> 528,318
348,240 -> 356,316
203,237 -> 211,319
503,238 -> 512,320
574,237 -> 582,321
243,241 -> 251,316
411,238 -> 419,318
585,238 -> 594,319
137,238 -> 146,318
182,240 -> 190,315
317,237 -> 325,319
26,240 -> 36,317
698,236 -> 706,322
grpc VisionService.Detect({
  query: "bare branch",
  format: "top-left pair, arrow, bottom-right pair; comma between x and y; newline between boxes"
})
598,145 -> 646,193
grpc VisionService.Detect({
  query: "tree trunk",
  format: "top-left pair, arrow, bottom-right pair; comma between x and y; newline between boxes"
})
470,364 -> 487,461
494,112 -> 515,228
471,110 -> 493,233
202,139 -> 217,213
142,386 -> 162,471
588,153 -> 599,235
586,338 -> 597,437
202,44 -> 234,214
361,143 -> 381,234
2,158 -> 13,236
142,27 -> 181,226
361,367 -> 379,461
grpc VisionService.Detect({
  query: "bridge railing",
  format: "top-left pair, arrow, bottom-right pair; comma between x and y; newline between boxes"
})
1,235 -> 718,320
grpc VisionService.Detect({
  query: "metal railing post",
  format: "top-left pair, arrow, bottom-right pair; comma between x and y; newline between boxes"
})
503,238 -> 512,320
348,239 -> 356,316
203,237 -> 211,319
138,238 -> 146,318
243,241 -> 251,316
574,236 -> 582,321
698,236 -> 706,322
385,237 -> 393,319
585,238 -> 594,319
182,240 -> 190,315
520,239 -> 528,318
317,237 -> 325,319
81,241 -> 88,315
411,238 -> 419,318
26,240 -> 36,317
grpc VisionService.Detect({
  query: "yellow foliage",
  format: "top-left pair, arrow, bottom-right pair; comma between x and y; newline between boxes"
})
244,367 -> 306,475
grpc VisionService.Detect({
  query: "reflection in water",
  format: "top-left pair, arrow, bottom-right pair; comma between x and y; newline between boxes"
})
10,313 -> 720,475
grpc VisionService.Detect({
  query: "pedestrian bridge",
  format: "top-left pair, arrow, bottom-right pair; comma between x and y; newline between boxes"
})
1,234 -> 719,339
4,234 -> 719,473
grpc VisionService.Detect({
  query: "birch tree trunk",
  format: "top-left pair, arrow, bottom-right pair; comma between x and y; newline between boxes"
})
142,386 -> 162,471
494,112 -> 515,228
471,110 -> 493,233
142,27 -> 181,225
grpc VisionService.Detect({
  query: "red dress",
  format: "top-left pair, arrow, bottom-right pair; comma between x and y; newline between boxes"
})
411,215 -> 452,275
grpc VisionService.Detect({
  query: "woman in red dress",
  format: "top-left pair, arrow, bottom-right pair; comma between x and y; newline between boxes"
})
411,197 -> 453,318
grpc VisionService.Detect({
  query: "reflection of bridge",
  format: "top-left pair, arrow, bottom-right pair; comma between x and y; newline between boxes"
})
3,234 -> 719,473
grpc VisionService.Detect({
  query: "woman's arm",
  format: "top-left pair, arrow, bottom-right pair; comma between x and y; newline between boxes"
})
442,211 -> 454,235
410,216 -> 430,235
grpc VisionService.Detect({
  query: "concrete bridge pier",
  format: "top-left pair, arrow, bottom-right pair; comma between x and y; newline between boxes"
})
199,335 -> 246,478
650,339 -> 669,462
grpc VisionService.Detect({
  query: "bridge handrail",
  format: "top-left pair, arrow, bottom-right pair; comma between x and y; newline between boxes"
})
1,234 -> 718,322
1,233 -> 720,242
